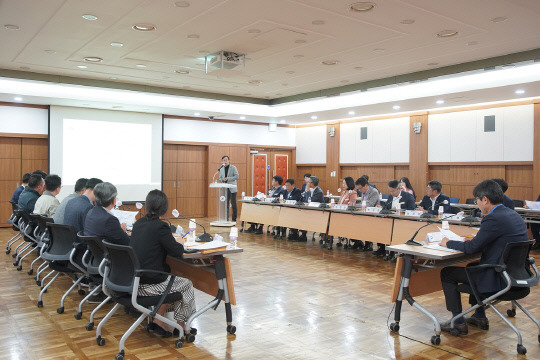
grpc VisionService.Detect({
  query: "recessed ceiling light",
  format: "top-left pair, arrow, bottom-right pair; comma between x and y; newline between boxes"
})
286,70 -> 296,74
132,23 -> 156,31
187,34 -> 200,39
437,30 -> 458,38
515,89 -> 525,95
427,62 -> 439,66
248,80 -> 262,85
14,96 -> 23,102
467,41 -> 479,46
194,112 -> 200,116
280,119 -> 286,123
247,29 -> 261,34
82,14 -> 98,21
295,39 -> 307,44
174,1 -> 190,7
311,115 -> 318,120
109,77 -> 118,80
110,42 -> 124,47
135,64 -> 147,68
354,66 -> 363,70
77,65 -> 88,69
4,24 -> 20,30
293,54 -> 304,59
373,48 -> 385,53
400,19 -> 415,25
491,16 -> 507,23
348,111 -> 355,115
349,2 -> 375,12
321,60 -> 339,65
84,56 -> 103,63
436,100 -> 445,105
44,49 -> 56,54
392,105 -> 401,110
175,69 -> 190,74
240,116 -> 246,120
312,20 -> 325,25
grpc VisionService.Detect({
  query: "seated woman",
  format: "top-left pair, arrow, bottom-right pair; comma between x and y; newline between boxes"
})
399,176 -> 416,201
338,176 -> 358,206
130,190 -> 196,337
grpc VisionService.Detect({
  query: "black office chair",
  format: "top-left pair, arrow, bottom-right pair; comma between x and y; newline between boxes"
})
449,206 -> 461,215
449,197 -> 460,204
465,198 -> 475,204
11,211 -> 40,269
448,240 -> 540,355
513,199 -> 525,208
6,201 -> 23,254
96,241 -> 185,360
29,215 -> 54,278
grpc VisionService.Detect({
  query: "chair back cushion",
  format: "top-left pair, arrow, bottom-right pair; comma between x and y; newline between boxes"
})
102,241 -> 140,293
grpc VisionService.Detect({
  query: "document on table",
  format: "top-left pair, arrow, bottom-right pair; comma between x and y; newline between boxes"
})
423,244 -> 461,253
110,209 -> 138,227
437,227 -> 464,241
185,240 -> 230,250
525,201 -> 540,210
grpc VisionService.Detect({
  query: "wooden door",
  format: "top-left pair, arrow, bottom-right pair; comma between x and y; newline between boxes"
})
274,154 -> 288,181
252,154 -> 267,195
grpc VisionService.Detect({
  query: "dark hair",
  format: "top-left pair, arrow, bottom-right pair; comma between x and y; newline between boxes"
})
33,170 -> 47,178
94,182 -> 117,207
388,179 -> 400,189
273,175 -> 283,185
362,174 -> 369,181
44,174 -> 61,192
285,178 -> 295,185
344,176 -> 355,191
310,176 -> 319,187
473,179 -> 504,205
22,172 -> 32,184
74,178 -> 89,192
491,178 -> 508,193
427,180 -> 442,193
400,177 -> 415,197
303,173 -> 311,178
356,177 -> 368,187
86,178 -> 103,190
28,174 -> 43,189
145,189 -> 169,218
221,155 -> 229,160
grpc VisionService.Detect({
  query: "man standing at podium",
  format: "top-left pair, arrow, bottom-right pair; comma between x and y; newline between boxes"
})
219,155 -> 239,222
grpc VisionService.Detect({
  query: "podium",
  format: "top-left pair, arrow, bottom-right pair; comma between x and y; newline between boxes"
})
209,182 -> 236,227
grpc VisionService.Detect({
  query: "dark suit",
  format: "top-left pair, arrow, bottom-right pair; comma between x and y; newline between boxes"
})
301,183 -> 308,193
532,194 -> 540,247
382,191 -> 416,210
502,194 -> 515,210
268,186 -> 286,198
303,186 -> 324,203
285,187 -> 302,201
84,206 -> 130,246
64,194 -> 93,234
418,193 -> 451,215
17,187 -> 40,215
441,205 -> 529,312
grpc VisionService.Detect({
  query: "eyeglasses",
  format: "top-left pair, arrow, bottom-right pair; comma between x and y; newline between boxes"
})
473,198 -> 481,205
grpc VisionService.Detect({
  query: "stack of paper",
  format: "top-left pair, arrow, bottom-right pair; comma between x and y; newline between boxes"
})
185,240 -> 230,254
525,201 -> 540,210
423,244 -> 461,253
111,209 -> 139,227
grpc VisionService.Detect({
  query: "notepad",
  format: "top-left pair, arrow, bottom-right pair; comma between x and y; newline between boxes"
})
438,227 -> 464,241
423,244 -> 461,253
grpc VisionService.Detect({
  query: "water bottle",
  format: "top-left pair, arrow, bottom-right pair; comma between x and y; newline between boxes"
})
189,219 -> 196,242
438,206 -> 444,219
230,227 -> 238,249
396,203 -> 401,215
241,192 -> 245,199
279,194 -> 284,203
361,200 -> 366,212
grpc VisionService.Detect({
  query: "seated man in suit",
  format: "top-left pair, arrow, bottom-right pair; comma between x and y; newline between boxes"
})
297,176 -> 324,242
18,173 -> 45,215
84,182 -> 130,245
277,178 -> 302,240
374,179 -> 416,257
354,176 -> 381,251
33,174 -> 62,217
64,178 -> 103,234
253,175 -> 286,235
300,173 -> 311,194
54,178 -> 88,224
10,172 -> 31,206
417,180 -> 451,215
528,193 -> 540,250
439,179 -> 529,334
491,178 -> 514,210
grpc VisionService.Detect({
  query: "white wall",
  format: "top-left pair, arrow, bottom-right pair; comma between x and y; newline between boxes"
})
428,104 -> 534,162
339,117 -> 410,163
164,118 -> 295,146
295,125 -> 327,164
0,105 -> 48,134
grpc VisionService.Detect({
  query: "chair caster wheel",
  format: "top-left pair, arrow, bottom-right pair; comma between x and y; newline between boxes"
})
74,312 -> 82,320
185,333 -> 196,343
6,249 -> 10,254
12,253 -> 17,258
96,336 -> 105,346
27,269 -> 33,275
226,325 -> 236,334
36,280 -> 41,286
37,300 -> 43,308
16,265 -> 22,271
389,323 -> 399,332
450,328 -> 459,337
175,339 -> 184,348
431,335 -> 441,345
57,307 -> 64,314
507,309 -> 516,317
85,322 -> 94,331
336,242 -> 342,247
78,289 -> 85,295
13,261 -> 18,266
115,351 -> 124,360
517,344 -> 527,355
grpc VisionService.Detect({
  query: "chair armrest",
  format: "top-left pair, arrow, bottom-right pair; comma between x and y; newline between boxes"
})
465,263 -> 506,273
135,269 -> 174,278
134,269 -> 177,318
464,263 -> 508,305
528,257 -> 535,265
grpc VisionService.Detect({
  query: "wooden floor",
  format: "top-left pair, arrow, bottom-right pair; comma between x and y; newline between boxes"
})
1,220 -> 540,360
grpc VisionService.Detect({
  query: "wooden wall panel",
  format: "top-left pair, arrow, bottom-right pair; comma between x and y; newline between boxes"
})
326,123 -> 340,193
394,165 -> 410,183
22,159 -> 48,174
177,144 -> 206,163
21,138 -> 47,160
177,163 -> 206,180
0,159 -> 21,180
177,180 -> 206,197
163,163 -> 176,181
230,146 -> 247,164
533,103 -> 540,197
163,144 -> 178,163
296,165 -> 326,193
409,115 -> 429,197
0,137 -> 21,159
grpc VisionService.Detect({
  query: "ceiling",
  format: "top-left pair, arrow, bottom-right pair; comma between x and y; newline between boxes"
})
1,0 -> 540,124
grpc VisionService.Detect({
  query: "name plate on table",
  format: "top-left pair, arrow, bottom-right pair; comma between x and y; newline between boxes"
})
333,204 -> 348,210
307,202 -> 321,207
404,210 -> 423,217
365,207 -> 381,213
285,200 -> 296,205
264,198 -> 274,203
243,196 -> 254,201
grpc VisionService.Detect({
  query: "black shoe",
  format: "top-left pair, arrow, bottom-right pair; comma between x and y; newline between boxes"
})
87,292 -> 107,304
465,315 -> 489,330
372,248 -> 385,257
295,235 -> 307,242
244,227 -> 255,233
272,232 -> 279,239
148,322 -> 172,338
362,244 -> 373,252
255,228 -> 263,234
173,327 -> 197,337
440,320 -> 468,335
